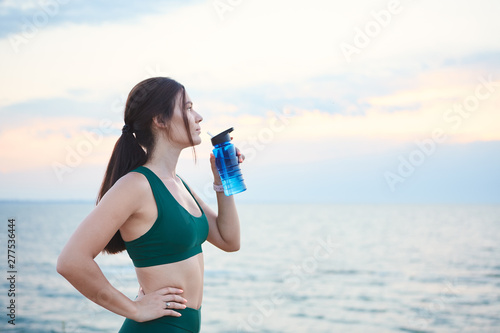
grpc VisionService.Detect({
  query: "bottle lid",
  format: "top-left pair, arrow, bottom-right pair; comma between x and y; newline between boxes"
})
211,127 -> 234,146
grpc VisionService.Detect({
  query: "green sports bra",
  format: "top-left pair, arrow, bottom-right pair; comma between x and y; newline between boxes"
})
124,166 -> 209,268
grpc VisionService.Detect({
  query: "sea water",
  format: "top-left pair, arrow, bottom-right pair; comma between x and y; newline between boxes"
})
0,202 -> 499,332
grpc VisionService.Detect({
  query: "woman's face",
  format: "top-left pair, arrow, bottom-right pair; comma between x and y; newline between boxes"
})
168,91 -> 203,148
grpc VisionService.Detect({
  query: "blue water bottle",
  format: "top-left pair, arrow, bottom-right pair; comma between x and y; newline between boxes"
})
211,127 -> 247,196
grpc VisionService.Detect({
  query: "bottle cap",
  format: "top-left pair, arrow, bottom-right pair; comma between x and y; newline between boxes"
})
211,127 -> 234,146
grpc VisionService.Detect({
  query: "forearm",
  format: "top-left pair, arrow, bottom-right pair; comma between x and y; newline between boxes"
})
214,184 -> 241,250
57,255 -> 137,319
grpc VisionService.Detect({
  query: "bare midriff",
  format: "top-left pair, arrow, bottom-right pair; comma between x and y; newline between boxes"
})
134,252 -> 204,309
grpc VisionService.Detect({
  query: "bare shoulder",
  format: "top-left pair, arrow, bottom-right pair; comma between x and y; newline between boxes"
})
116,170 -> 150,190
107,170 -> 149,196
98,170 -> 151,212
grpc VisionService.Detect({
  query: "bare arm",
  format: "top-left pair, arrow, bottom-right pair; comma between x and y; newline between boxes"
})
57,173 -> 185,321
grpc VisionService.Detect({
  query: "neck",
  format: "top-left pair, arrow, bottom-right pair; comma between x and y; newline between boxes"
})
145,139 -> 183,179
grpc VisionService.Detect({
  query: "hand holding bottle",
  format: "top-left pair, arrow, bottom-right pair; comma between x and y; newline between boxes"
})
209,128 -> 247,196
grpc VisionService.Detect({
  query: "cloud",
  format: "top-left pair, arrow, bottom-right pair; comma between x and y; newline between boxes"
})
2,65 -> 497,174
1,0 -> 500,202
0,0 -> 195,37
0,116 -> 119,174
2,0 -> 500,108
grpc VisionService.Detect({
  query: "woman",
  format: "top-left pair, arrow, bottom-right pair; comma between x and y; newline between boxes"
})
57,77 -> 242,333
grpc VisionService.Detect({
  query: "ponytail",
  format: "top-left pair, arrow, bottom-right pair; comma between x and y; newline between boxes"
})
98,125 -> 147,254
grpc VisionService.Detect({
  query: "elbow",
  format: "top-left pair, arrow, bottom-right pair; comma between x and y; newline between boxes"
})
56,254 -> 68,277
56,253 -> 75,278
228,246 -> 240,252
225,242 -> 240,252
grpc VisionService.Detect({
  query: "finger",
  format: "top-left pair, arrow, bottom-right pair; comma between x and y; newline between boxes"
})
164,301 -> 187,309
210,154 -> 220,178
163,309 -> 182,317
163,294 -> 188,304
237,153 -> 244,163
234,147 -> 243,163
157,287 -> 184,295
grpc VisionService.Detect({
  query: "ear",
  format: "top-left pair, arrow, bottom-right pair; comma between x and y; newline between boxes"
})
152,115 -> 168,129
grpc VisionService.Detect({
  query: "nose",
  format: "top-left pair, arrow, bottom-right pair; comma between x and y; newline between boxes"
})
195,111 -> 203,123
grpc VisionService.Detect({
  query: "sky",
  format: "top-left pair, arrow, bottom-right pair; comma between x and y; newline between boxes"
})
0,0 -> 499,203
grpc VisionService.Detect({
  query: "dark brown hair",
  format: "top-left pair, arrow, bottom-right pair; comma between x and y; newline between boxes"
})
98,77 -> 195,254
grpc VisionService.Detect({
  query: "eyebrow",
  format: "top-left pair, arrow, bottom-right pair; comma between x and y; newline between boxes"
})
185,101 -> 193,105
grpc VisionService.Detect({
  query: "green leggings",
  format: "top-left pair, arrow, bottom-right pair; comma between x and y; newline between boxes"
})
119,307 -> 201,333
